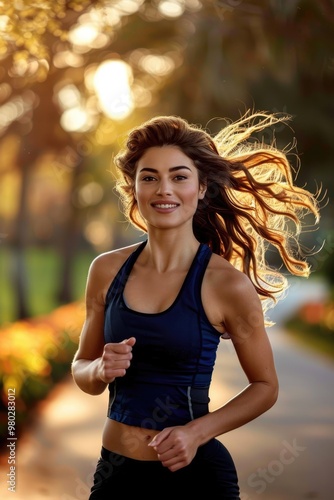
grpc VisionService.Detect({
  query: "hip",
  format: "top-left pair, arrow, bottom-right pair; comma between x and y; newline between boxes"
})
90,439 -> 240,498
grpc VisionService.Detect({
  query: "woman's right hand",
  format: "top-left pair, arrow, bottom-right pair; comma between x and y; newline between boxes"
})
98,337 -> 136,384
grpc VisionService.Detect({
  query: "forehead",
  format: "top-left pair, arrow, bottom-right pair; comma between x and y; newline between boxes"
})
137,145 -> 195,169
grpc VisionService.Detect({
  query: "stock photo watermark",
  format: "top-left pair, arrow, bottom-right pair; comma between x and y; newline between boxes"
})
240,438 -> 306,499
6,388 -> 17,492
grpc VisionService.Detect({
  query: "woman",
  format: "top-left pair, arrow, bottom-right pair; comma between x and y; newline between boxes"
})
72,111 -> 320,498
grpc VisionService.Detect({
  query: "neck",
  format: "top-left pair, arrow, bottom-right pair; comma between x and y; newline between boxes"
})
141,229 -> 200,273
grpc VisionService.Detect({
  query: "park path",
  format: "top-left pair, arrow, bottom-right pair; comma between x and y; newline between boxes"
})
0,278 -> 333,499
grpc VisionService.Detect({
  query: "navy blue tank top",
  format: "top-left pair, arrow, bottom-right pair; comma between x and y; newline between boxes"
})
104,240 -> 222,430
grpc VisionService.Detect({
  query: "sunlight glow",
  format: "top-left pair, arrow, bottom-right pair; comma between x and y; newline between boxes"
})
0,15 -> 9,30
117,0 -> 145,14
0,92 -> 35,132
93,60 -> 134,120
75,182 -> 104,208
9,58 -> 49,78
0,83 -> 11,101
185,0 -> 202,11
131,83 -> 152,108
68,23 -> 100,46
60,107 -> 91,133
53,50 -> 84,69
84,220 -> 112,248
57,85 -> 81,110
139,54 -> 175,76
158,0 -> 185,17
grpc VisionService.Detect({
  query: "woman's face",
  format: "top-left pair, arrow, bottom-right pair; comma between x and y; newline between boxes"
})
134,145 -> 206,231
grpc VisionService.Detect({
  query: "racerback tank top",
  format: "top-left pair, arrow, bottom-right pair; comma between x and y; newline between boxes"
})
104,240 -> 223,430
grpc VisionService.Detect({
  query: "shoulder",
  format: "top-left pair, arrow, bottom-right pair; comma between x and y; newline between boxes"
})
90,242 -> 142,274
86,241 -> 143,299
206,252 -> 256,298
203,252 -> 264,338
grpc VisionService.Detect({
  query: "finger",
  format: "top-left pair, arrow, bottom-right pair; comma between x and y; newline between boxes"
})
167,461 -> 186,472
104,341 -> 134,354
148,429 -> 171,447
122,337 -> 136,346
159,453 -> 186,471
100,368 -> 127,383
104,367 -> 128,378
103,358 -> 131,369
103,351 -> 132,363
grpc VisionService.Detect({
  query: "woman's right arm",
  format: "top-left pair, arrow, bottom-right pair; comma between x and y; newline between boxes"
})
71,254 -> 135,395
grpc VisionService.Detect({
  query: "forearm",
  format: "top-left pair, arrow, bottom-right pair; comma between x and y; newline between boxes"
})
71,358 -> 108,396
187,381 -> 278,445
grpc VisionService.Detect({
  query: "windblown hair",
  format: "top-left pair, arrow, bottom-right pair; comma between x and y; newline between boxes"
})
114,111 -> 320,312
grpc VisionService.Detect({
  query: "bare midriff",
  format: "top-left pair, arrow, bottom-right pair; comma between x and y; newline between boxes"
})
102,418 -> 161,460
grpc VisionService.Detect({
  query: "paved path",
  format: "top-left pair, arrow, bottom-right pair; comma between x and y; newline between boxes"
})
217,328 -> 334,500
1,325 -> 333,500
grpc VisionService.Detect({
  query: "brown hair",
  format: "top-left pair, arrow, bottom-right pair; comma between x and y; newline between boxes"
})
114,111 -> 321,312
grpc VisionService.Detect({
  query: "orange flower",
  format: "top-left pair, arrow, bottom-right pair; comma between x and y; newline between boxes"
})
0,302 -> 83,399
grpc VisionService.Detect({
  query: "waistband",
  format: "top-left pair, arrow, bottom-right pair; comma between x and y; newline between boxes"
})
100,446 -> 160,465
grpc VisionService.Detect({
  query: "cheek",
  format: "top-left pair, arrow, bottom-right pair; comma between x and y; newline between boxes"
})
133,180 -> 143,200
186,186 -> 202,203
133,185 -> 151,205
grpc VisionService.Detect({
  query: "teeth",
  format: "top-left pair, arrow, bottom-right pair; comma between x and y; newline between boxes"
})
154,204 -> 177,208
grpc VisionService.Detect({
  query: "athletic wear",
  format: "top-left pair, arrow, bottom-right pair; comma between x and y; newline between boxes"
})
91,241 -> 240,498
89,441 -> 240,499
104,240 -> 222,430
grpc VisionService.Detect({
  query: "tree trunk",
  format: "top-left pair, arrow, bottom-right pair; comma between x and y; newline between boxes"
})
57,155 -> 83,304
12,148 -> 35,319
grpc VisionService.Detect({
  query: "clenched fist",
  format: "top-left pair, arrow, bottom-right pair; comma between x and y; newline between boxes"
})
98,337 -> 136,384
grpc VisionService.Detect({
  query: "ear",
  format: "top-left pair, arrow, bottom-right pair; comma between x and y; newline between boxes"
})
198,185 -> 206,200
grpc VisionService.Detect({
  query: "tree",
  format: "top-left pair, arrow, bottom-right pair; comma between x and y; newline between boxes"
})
0,0 -> 332,320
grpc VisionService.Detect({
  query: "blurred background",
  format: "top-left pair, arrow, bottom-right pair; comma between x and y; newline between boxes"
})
0,1 -> 333,499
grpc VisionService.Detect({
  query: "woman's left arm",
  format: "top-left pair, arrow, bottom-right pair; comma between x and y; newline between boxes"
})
189,271 -> 279,440
149,271 -> 279,471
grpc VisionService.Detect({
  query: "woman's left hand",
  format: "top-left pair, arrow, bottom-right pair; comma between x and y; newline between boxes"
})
148,426 -> 199,472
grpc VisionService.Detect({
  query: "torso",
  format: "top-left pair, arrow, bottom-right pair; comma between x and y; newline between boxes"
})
99,242 -> 240,459
102,419 -> 160,460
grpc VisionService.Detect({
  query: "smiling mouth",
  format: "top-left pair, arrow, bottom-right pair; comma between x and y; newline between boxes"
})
152,203 -> 179,209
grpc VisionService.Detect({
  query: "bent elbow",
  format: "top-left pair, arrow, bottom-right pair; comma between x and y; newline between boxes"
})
267,380 -> 279,409
71,358 -> 107,396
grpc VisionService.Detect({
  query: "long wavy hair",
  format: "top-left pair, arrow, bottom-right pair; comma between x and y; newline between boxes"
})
114,111 -> 321,312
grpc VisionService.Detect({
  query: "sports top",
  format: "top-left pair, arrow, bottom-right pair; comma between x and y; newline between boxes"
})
104,240 -> 224,431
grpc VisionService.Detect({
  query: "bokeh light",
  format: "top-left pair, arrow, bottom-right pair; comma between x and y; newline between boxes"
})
93,59 -> 134,120
158,0 -> 185,18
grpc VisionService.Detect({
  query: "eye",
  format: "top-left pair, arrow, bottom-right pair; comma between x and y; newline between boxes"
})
142,175 -> 157,182
173,175 -> 187,181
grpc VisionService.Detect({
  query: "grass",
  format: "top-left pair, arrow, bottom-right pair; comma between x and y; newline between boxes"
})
0,246 -> 96,325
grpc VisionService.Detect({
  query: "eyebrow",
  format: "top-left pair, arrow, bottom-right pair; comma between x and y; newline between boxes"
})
138,166 -> 192,173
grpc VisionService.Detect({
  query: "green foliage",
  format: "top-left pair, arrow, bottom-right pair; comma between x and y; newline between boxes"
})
0,247 -> 94,325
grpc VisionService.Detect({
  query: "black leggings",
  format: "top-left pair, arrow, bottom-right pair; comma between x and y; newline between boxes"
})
89,438 -> 240,499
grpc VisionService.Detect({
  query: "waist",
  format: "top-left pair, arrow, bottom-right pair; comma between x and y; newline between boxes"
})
102,419 -> 160,461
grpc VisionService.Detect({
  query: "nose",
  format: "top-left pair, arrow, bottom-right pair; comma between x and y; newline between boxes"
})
156,178 -> 172,196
